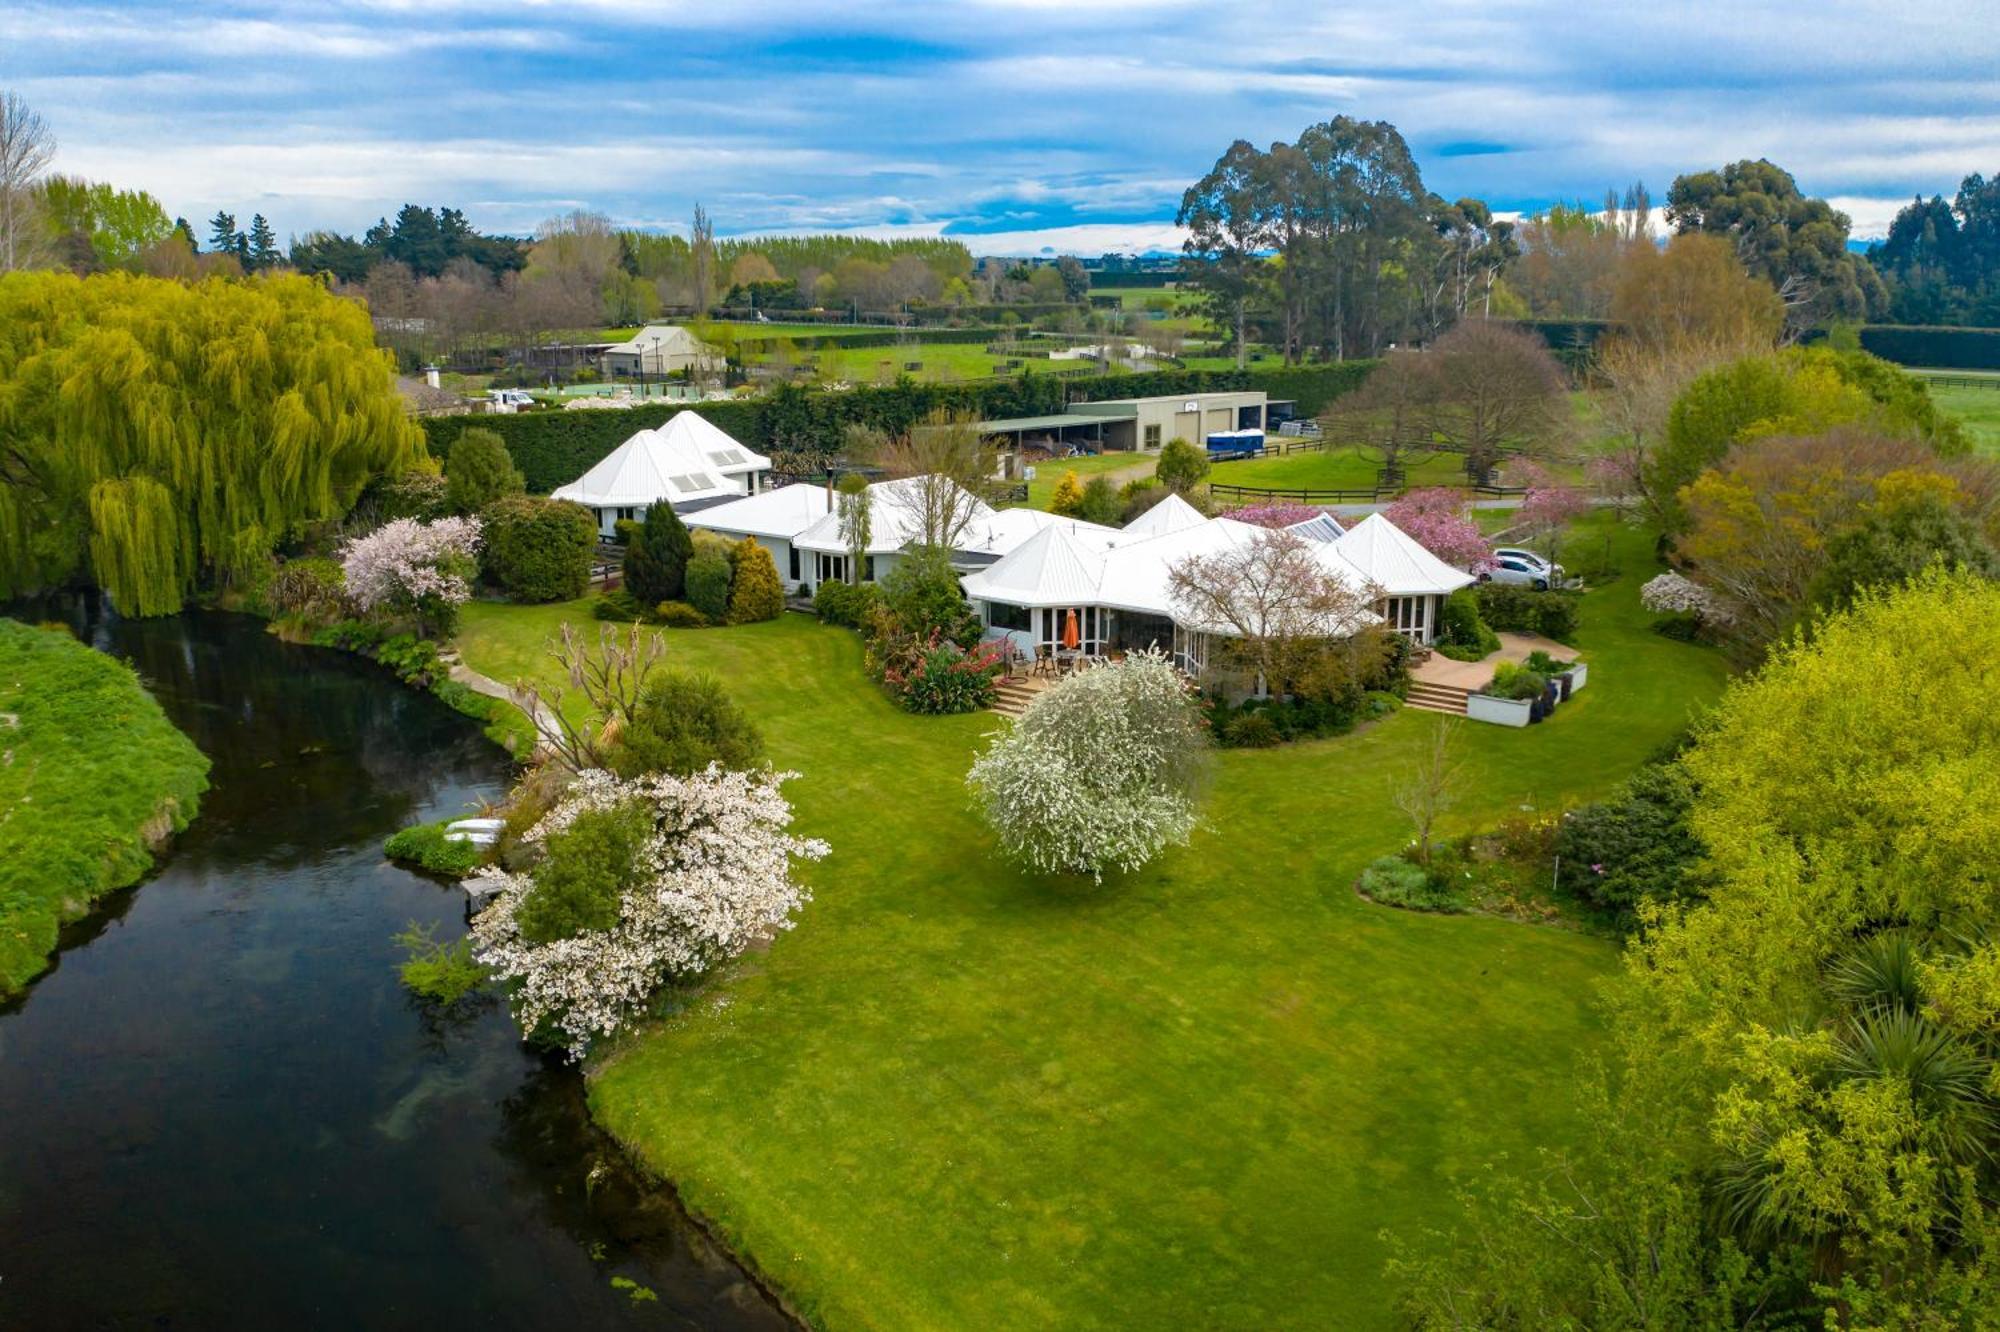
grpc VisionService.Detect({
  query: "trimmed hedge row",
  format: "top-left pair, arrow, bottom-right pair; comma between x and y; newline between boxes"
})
1856,324 -> 2000,371
732,327 -> 1011,354
423,361 -> 1382,493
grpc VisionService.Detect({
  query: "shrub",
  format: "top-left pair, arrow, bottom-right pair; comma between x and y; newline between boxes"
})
444,427 -> 525,514
814,579 -> 882,627
1434,587 -> 1499,660
1222,711 -> 1282,748
1357,854 -> 1466,913
374,633 -> 447,687
624,503 -> 693,605
512,799 -> 655,945
481,494 -> 597,602
878,633 -> 1003,714
880,544 -> 978,646
268,556 -> 349,625
592,589 -> 652,622
966,649 -> 1210,880
1074,475 -> 1125,526
608,672 -> 765,778
384,820 -> 485,877
654,600 -> 709,628
373,470 -> 450,522
391,921 -> 488,1005
1484,660 -> 1549,701
1120,480 -> 1170,523
725,539 -> 786,624
1474,583 -> 1579,639
684,552 -> 734,622
1049,469 -> 1085,516
1553,764 -> 1706,928
1154,437 -> 1211,493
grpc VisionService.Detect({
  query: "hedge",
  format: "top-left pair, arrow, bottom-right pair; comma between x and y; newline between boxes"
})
423,362 -> 1381,494
1855,325 -> 2000,371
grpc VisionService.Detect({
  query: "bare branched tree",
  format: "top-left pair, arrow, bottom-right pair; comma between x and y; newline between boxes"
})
866,409 -> 998,550
1168,529 -> 1381,697
1395,716 -> 1464,865
511,620 -> 666,773
0,91 -> 56,272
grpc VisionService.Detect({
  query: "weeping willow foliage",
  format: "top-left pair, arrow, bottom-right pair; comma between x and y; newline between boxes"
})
0,270 -> 427,614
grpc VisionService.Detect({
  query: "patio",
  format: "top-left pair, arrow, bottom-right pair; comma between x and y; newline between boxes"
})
1410,631 -> 1582,691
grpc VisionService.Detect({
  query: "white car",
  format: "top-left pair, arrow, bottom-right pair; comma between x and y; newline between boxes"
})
1481,551 -> 1557,590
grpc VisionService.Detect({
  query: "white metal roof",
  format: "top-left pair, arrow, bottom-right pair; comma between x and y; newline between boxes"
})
685,484 -> 831,540
1120,492 -> 1209,539
792,476 -> 1003,556
549,413 -> 770,509
965,510 -> 1384,640
1328,512 -> 1478,597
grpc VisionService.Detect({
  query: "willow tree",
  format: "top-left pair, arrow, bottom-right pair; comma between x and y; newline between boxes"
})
0,269 -> 426,614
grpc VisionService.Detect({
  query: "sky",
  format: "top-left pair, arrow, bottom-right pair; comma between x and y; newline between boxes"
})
6,0 -> 1999,255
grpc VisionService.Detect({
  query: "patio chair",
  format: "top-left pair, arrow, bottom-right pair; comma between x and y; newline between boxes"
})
1033,644 -> 1054,678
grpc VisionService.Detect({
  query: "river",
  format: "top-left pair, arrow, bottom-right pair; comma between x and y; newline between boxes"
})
0,605 -> 789,1330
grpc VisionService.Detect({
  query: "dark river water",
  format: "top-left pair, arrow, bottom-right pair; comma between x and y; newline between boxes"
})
0,605 -> 788,1331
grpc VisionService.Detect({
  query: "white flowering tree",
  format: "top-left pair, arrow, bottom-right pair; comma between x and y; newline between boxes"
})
340,515 -> 482,637
966,649 -> 1210,881
1640,571 -> 1733,624
468,766 -> 827,1059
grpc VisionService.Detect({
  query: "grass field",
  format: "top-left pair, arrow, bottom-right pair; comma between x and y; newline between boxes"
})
1930,381 -> 2000,455
1023,452 -> 1154,507
455,513 -> 1728,1329
0,620 -> 210,992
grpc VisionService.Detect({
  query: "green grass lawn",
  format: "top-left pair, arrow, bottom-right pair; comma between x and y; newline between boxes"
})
454,513 -> 1727,1329
1023,452 -> 1155,508
0,619 -> 210,992
1930,381 -> 2000,455
1204,447 -> 1472,495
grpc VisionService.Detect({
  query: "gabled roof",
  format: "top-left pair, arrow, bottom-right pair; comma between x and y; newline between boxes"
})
549,413 -> 770,509
1121,492 -> 1209,539
1329,512 -> 1478,597
686,484 -> 831,540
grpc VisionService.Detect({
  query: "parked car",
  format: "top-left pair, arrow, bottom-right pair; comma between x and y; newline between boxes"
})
1480,553 -> 1553,590
1491,546 -> 1565,584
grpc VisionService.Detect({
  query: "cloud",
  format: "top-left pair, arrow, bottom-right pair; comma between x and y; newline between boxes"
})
12,0 -> 1998,248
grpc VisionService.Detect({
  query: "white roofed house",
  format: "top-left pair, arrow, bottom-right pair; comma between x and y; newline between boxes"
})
551,412 -> 773,537
672,484 -> 830,591
1327,513 -> 1477,645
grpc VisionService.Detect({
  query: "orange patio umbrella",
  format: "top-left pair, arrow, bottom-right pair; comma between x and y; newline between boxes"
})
1061,608 -> 1081,651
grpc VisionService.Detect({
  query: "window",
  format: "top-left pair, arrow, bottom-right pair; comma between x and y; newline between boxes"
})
1144,424 -> 1162,450
788,546 -> 801,580
1039,605 -> 1106,654
817,553 -> 849,585
1385,596 -> 1429,641
986,601 -> 1031,632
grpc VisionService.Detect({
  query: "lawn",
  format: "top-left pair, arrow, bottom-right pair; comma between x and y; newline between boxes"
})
1204,447 -> 1473,495
454,513 -> 1728,1329
1930,381 -> 2000,455
1023,451 -> 1155,508
0,619 -> 210,992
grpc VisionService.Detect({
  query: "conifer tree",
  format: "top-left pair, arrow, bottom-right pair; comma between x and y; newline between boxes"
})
725,538 -> 785,623
623,502 -> 693,605
1049,469 -> 1085,517
443,427 -> 524,513
246,214 -> 278,271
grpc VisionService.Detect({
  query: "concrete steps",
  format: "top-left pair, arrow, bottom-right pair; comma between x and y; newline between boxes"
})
991,677 -> 1046,717
1405,680 -> 1470,715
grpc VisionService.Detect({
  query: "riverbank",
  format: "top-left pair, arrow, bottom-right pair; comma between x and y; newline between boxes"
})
0,618 -> 210,994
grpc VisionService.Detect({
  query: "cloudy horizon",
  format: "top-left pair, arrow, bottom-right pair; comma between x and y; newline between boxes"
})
8,0 -> 1998,254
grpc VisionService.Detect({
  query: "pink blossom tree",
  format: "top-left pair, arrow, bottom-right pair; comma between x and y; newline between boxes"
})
1513,464 -> 1592,569
1225,502 -> 1324,530
1382,489 -> 1493,571
340,515 -> 482,637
